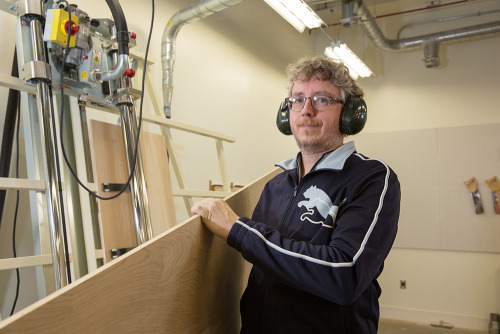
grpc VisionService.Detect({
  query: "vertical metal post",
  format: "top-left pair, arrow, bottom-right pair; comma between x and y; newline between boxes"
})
22,2 -> 68,290
68,97 -> 98,272
16,18 -> 51,297
113,50 -> 153,244
119,103 -> 153,244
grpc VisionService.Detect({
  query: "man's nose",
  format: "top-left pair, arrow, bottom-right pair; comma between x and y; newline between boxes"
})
301,98 -> 316,116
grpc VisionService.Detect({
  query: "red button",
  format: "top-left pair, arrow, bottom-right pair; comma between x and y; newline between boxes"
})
64,20 -> 79,36
124,69 -> 135,78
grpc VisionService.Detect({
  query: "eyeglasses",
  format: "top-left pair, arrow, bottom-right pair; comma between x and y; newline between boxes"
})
286,95 -> 344,112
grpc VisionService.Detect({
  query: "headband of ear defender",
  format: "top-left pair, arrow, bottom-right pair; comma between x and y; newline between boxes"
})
276,96 -> 367,136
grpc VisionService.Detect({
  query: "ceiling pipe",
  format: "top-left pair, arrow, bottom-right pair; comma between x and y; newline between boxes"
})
343,0 -> 500,67
397,9 -> 500,39
326,0 -> 478,28
161,0 -> 244,118
340,0 -> 361,27
423,38 -> 440,68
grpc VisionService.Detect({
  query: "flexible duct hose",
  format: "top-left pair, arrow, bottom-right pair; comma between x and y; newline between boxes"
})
105,0 -> 129,55
90,0 -> 130,81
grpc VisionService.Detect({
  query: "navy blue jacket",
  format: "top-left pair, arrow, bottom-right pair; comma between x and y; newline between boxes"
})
227,142 -> 400,333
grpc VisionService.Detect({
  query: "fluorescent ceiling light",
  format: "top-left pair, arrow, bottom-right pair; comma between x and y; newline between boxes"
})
263,0 -> 325,33
324,41 -> 373,80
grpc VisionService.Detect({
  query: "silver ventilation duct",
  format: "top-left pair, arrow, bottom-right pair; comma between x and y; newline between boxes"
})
340,0 -> 361,27
342,0 -> 500,67
161,0 -> 244,118
423,38 -> 440,68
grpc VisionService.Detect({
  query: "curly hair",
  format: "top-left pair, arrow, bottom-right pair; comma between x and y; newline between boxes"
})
286,56 -> 364,101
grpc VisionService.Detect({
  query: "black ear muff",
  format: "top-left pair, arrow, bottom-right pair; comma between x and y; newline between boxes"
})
276,96 -> 367,136
276,100 -> 292,135
339,96 -> 367,135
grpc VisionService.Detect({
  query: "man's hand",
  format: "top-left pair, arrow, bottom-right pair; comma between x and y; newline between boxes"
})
191,198 -> 239,240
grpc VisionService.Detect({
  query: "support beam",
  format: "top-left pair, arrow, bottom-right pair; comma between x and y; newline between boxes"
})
0,177 -> 45,191
216,139 -> 230,192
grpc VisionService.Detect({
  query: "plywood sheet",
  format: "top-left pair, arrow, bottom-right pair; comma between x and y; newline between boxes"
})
0,168 -> 281,333
90,120 -> 136,262
140,133 -> 176,236
90,120 -> 176,262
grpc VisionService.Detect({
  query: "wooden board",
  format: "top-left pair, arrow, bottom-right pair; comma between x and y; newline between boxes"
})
0,168 -> 281,333
139,132 -> 177,236
90,120 -> 176,262
90,120 -> 136,261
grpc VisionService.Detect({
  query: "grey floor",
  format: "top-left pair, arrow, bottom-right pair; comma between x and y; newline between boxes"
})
379,318 -> 486,334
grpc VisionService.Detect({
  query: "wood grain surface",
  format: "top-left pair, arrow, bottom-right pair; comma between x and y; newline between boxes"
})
0,168 -> 281,333
139,132 -> 177,235
90,120 -> 176,263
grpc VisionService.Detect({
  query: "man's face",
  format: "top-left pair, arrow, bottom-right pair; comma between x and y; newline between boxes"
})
290,76 -> 344,155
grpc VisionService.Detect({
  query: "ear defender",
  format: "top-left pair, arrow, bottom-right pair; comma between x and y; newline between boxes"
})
276,96 -> 367,136
276,100 -> 292,135
338,96 -> 367,135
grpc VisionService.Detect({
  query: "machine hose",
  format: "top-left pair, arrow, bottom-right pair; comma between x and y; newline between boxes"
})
105,0 -> 129,55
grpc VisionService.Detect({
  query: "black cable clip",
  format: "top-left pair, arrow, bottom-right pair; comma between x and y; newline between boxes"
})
111,247 -> 135,259
102,183 -> 130,193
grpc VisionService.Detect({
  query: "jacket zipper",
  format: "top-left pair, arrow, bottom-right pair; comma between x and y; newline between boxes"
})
257,165 -> 317,306
258,171 -> 300,329
278,184 -> 299,233
256,151 -> 337,330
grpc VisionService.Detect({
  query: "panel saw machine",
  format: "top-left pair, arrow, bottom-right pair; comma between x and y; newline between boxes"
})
6,0 -> 153,290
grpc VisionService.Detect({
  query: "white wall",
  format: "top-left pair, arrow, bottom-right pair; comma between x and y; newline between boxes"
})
373,40 -> 500,330
0,0 -> 499,329
315,1 -> 500,330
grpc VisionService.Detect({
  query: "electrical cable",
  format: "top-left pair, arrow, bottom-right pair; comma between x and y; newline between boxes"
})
10,86 -> 21,316
56,0 -> 154,200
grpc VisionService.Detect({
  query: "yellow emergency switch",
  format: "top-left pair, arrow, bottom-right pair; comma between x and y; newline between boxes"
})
43,9 -> 79,47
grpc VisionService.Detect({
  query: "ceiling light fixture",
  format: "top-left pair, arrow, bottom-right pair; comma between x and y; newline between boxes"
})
324,41 -> 373,80
263,0 -> 325,33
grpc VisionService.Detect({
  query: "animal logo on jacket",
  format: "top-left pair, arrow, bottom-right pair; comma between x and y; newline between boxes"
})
297,185 -> 339,228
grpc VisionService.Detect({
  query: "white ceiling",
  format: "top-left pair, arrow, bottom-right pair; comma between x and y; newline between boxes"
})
160,0 -> 499,73
201,0 -> 500,67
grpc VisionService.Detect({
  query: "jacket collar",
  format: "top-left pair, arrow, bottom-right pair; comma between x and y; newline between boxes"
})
276,141 -> 356,172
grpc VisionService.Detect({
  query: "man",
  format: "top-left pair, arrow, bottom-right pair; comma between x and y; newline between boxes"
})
191,56 -> 400,333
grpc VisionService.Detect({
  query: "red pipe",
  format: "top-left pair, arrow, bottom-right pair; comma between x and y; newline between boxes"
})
320,0 -> 476,28
373,0 -> 472,19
